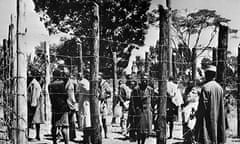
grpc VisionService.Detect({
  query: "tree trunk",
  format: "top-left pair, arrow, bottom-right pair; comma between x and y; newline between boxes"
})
89,2 -> 102,144
157,5 -> 169,144
192,48 -> 197,83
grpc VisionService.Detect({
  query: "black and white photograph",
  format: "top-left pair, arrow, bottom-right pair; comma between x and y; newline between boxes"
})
0,0 -> 240,143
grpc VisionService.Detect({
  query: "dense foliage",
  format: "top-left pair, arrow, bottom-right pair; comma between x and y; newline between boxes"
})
33,0 -> 151,77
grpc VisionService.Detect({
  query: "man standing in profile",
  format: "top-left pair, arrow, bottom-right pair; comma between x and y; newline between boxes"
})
195,65 -> 226,144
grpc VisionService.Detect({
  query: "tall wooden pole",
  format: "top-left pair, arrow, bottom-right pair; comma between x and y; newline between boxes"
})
112,51 -> 118,123
8,15 -> 17,143
172,52 -> 176,78
157,5 -> 169,144
136,56 -> 141,73
216,24 -> 228,88
77,40 -> 83,73
43,41 -> 51,122
167,0 -> 173,77
89,2 -> 102,144
192,48 -> 197,83
145,52 -> 150,74
212,47 -> 217,66
3,39 -> 7,83
1,39 -> 7,120
16,0 -> 27,143
237,43 -> 240,137
8,18 -> 14,96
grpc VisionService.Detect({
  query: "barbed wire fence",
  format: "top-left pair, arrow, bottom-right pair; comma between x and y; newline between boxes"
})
28,34 -> 238,134
0,37 -> 17,144
0,32 -> 239,144
0,5 -> 239,144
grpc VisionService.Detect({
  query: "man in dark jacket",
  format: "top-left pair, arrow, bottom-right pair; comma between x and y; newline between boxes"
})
195,65 -> 226,144
49,70 -> 70,144
130,73 -> 153,144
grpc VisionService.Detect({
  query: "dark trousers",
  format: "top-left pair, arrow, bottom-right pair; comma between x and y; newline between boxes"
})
69,110 -> 76,140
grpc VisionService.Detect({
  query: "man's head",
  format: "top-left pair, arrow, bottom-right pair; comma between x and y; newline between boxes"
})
78,72 -> 84,80
98,72 -> 103,82
53,67 -> 69,81
204,65 -> 216,81
140,73 -> 149,87
53,69 -> 62,80
168,76 -> 174,81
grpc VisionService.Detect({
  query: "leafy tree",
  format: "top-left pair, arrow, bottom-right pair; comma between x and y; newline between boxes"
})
148,8 -> 234,78
33,0 -> 151,77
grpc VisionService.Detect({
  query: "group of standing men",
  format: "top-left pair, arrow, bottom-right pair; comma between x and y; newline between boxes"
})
116,64 -> 227,144
27,63 -> 227,144
27,65 -> 113,144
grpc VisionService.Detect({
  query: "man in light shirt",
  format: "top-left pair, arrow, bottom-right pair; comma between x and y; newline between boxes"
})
76,72 -> 91,143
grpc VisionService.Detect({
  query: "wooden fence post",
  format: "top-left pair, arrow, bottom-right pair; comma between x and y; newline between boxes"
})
237,44 -> 240,137
192,48 -> 197,83
157,5 -> 169,144
212,47 -> 217,66
89,2 -> 102,144
77,40 -> 83,73
16,0 -> 28,143
216,24 -> 228,88
145,52 -> 150,74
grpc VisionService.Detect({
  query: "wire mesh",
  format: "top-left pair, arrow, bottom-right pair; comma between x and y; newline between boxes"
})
0,35 -> 238,143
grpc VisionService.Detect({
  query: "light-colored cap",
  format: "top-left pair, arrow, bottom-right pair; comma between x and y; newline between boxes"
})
205,65 -> 216,72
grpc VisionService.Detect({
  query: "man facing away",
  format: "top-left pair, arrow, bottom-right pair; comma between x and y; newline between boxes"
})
195,65 -> 226,144
49,69 -> 70,144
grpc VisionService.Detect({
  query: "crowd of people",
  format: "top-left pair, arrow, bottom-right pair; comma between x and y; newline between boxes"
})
26,62 -> 228,144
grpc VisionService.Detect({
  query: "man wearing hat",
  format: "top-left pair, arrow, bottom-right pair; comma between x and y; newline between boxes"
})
194,65 -> 226,144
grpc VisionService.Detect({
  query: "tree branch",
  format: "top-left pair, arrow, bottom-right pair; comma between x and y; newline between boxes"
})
171,25 -> 188,48
196,26 -> 217,58
187,29 -> 191,46
193,24 -> 203,48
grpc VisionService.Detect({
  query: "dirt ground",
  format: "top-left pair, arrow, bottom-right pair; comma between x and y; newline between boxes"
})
28,108 -> 240,144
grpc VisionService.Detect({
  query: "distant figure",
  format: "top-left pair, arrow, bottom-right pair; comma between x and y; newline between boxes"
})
27,76 -> 44,141
128,77 -> 138,142
98,73 -> 112,138
118,79 -> 131,136
182,83 -> 200,144
76,72 -> 91,143
195,65 -> 226,144
166,76 -> 178,139
49,70 -> 70,144
65,74 -> 78,141
131,73 -> 153,144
